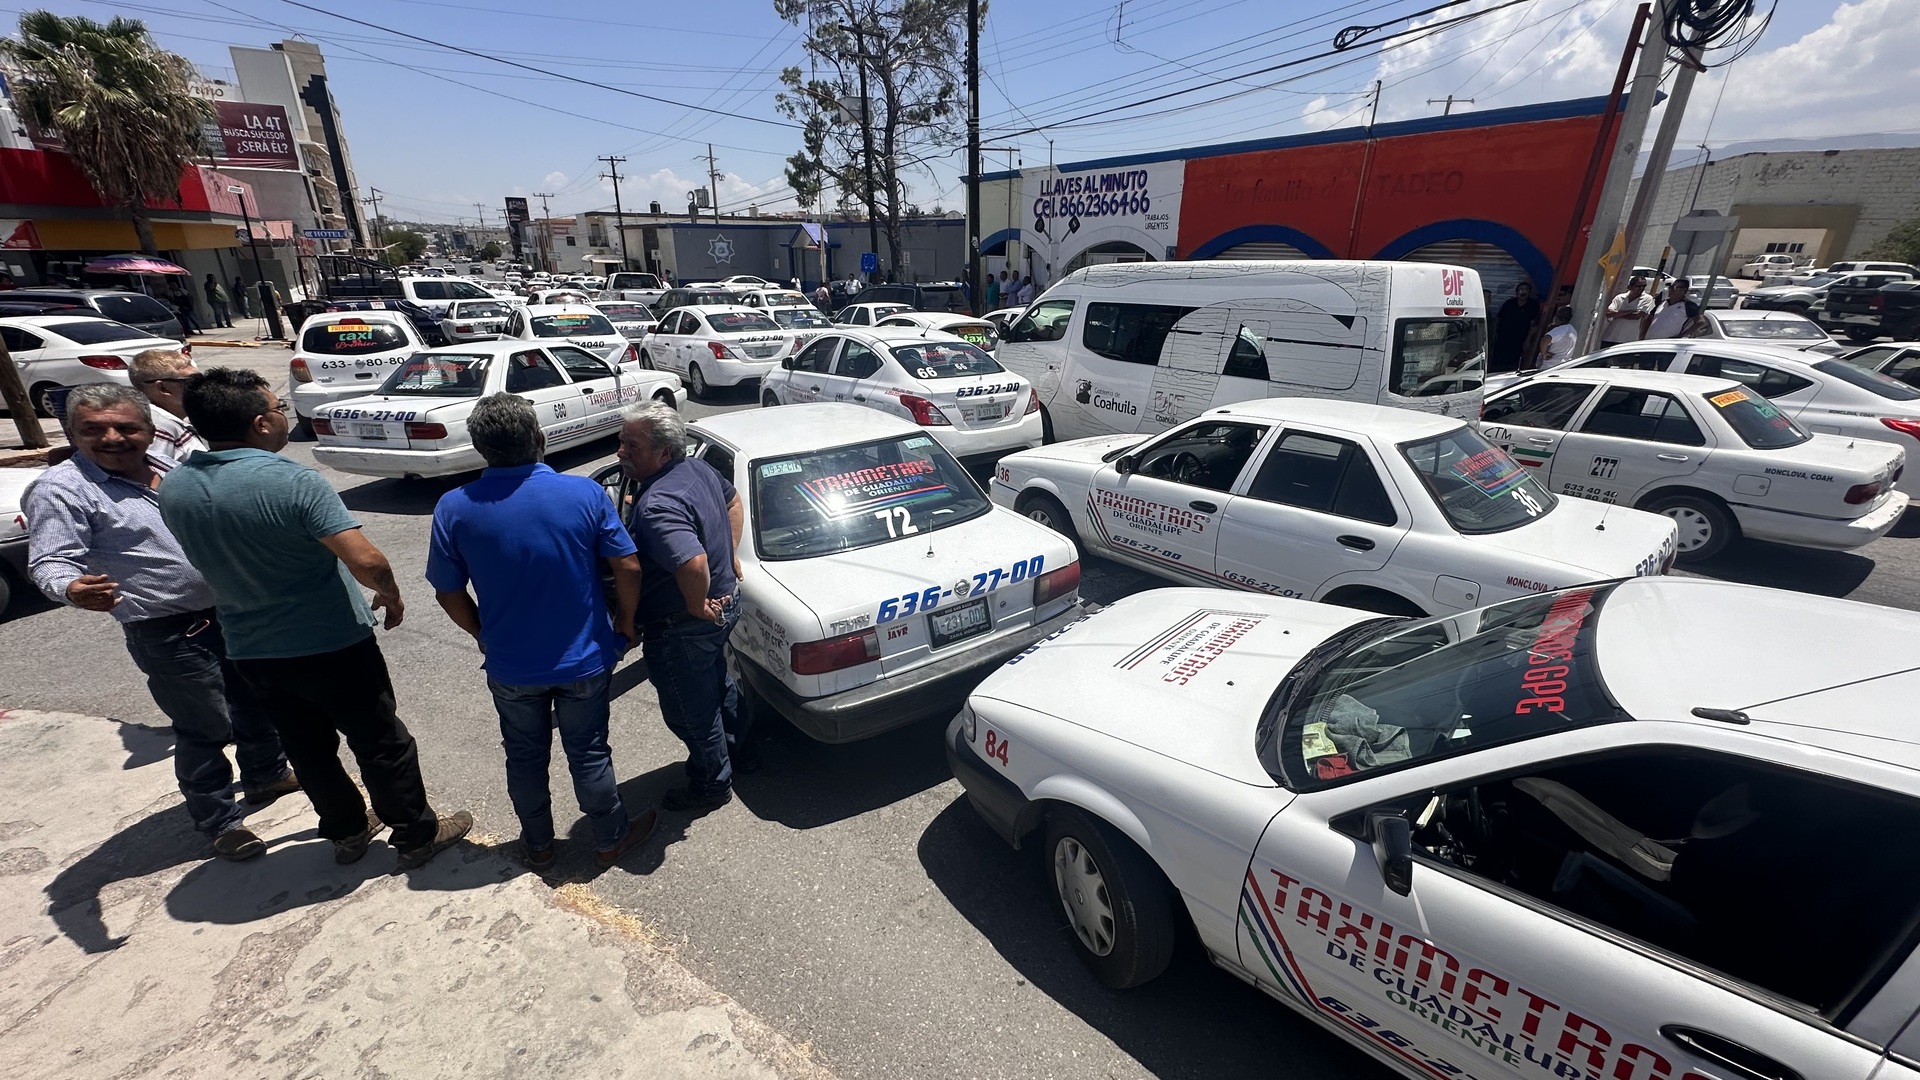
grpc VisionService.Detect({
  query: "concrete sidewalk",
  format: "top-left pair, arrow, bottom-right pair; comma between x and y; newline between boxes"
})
0,708 -> 834,1080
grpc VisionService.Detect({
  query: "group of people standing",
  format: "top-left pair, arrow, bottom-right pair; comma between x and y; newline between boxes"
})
1487,271 -> 1705,374
983,269 -> 1035,310
24,360 -> 748,873
164,275 -> 260,336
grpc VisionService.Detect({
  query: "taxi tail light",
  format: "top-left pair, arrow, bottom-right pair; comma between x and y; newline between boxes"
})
335,317 -> 366,325
78,354 -> 127,370
405,422 -> 449,441
899,392 -> 952,426
311,417 -> 334,437
289,358 -> 313,383
1845,480 -> 1883,505
791,628 -> 880,675
1880,417 -> 1920,439
1033,561 -> 1081,606
1025,388 -> 1041,415
624,343 -> 639,364
707,341 -> 738,359
180,343 -> 191,358
454,323 -> 473,333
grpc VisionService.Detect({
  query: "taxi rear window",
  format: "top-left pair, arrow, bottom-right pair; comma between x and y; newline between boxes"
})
532,313 -> 617,338
750,435 -> 990,560
1704,386 -> 1811,449
596,303 -> 652,319
302,321 -> 408,355
709,311 -> 780,333
889,341 -> 1002,379
769,307 -> 830,329
377,352 -> 488,396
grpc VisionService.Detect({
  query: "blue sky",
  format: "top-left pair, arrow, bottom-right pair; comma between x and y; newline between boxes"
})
10,0 -> 1895,226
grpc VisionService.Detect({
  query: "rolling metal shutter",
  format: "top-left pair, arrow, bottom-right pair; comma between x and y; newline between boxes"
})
1397,239 -> 1528,301
1212,241 -> 1311,261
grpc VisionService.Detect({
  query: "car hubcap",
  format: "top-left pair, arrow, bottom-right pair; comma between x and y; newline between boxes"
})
1664,507 -> 1714,551
1053,836 -> 1116,957
1026,507 -> 1056,530
690,364 -> 708,395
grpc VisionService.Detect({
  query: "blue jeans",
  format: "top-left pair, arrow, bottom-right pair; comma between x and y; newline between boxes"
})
642,601 -> 746,797
121,610 -> 289,837
488,668 -> 628,850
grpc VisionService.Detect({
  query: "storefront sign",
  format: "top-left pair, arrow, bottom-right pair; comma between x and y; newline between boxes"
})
213,102 -> 298,171
1020,158 -> 1184,274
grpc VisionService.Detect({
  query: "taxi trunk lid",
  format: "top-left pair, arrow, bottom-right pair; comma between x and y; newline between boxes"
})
317,395 -> 461,450
1743,432 -> 1906,519
924,373 -> 1032,431
970,590 -> 1378,786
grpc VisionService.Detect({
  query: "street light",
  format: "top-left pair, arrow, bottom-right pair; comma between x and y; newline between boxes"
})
229,184 -> 285,340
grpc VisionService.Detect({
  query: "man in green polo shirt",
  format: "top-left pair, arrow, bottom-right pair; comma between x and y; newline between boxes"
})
159,368 -> 471,871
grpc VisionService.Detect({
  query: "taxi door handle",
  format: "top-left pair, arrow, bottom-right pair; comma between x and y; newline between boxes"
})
1338,534 -> 1376,551
853,395 -> 867,402
1656,452 -> 1690,462
1189,500 -> 1218,513
1660,1026 -> 1801,1080
1525,435 -> 1554,445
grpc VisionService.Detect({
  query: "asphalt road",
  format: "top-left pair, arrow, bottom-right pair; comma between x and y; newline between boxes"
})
7,346 -> 1920,1079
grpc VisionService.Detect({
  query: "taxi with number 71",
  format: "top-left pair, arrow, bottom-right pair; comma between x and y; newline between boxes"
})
610,403 -> 1082,743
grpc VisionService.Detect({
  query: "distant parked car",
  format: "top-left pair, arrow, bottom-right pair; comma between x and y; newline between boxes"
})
1739,253 -> 1806,279
1685,275 -> 1737,309
4,288 -> 184,341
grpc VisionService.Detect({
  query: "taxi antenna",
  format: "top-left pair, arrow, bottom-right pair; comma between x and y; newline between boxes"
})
1594,501 -> 1610,531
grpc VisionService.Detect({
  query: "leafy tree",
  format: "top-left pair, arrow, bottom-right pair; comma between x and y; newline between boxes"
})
384,228 -> 428,266
1864,217 -> 1920,266
1,12 -> 211,255
478,241 -> 503,262
774,0 -> 973,280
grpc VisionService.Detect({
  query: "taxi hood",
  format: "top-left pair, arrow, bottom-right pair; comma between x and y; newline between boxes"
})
1006,433 -> 1143,467
970,590 -> 1380,786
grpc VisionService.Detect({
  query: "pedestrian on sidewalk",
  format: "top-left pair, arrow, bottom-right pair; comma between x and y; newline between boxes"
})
158,368 -> 471,870
23,384 -> 297,862
426,394 -> 656,870
984,271 -> 1000,311
1645,278 -> 1704,339
168,281 -> 201,336
1601,275 -> 1655,345
203,274 -> 233,328
1538,305 -> 1578,369
1490,281 -> 1541,373
130,349 -> 207,463
616,401 -> 751,812
232,275 -> 251,319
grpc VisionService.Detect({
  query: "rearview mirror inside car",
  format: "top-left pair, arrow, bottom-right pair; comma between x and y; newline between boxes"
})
1368,810 -> 1413,896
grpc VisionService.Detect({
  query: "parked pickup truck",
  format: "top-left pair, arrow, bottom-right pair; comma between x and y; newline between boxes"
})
1821,277 -> 1920,342
605,271 -> 666,307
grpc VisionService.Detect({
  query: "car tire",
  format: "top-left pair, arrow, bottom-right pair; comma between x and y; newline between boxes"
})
638,350 -> 655,370
1642,491 -> 1736,563
688,362 -> 710,398
0,569 -> 12,620
1015,491 -> 1080,548
27,382 -> 56,418
761,389 -> 781,408
653,389 -> 678,410
1844,325 -> 1881,343
1044,807 -> 1177,990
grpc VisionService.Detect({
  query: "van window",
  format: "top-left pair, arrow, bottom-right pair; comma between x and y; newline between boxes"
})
1005,299 -> 1073,343
1083,302 -> 1195,367
1225,325 -> 1272,381
1390,318 -> 1486,397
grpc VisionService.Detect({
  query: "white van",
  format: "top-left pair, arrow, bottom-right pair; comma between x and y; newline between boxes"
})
995,260 -> 1488,444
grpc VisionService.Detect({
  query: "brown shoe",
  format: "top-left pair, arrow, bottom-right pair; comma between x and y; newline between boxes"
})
333,811 -> 385,865
243,771 -> 302,807
593,809 -> 659,869
394,810 -> 473,871
213,826 -> 266,861
525,843 -> 556,870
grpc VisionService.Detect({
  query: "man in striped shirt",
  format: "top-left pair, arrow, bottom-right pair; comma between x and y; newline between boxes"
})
130,349 -> 207,463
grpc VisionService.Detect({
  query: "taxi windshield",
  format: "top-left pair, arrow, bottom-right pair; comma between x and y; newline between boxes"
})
532,313 -> 617,338
378,352 -> 488,396
1260,585 -> 1627,789
451,301 -> 510,319
889,340 -> 1003,378
1705,386 -> 1811,449
301,321 -> 407,355
751,434 -> 991,560
1400,428 -> 1556,533
708,311 -> 780,333
769,307 -> 830,329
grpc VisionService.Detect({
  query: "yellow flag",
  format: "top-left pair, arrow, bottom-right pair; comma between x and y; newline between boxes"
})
1596,230 -> 1625,280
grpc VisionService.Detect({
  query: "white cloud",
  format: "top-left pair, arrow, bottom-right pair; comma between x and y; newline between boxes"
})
1688,0 -> 1920,142
543,171 -> 568,189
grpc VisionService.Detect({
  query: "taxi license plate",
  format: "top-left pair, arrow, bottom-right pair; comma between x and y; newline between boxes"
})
972,403 -> 1006,422
928,597 -> 990,648
351,423 -> 387,439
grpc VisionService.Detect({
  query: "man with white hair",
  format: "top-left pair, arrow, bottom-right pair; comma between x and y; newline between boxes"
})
129,348 -> 206,462
616,401 -> 749,812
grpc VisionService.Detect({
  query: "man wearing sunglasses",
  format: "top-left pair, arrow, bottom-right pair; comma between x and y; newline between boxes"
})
130,349 -> 207,462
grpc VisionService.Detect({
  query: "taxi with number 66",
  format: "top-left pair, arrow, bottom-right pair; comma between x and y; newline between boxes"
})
602,403 -> 1082,743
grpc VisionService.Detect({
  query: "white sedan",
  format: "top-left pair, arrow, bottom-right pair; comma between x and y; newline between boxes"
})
874,310 -> 1000,351
993,398 -> 1677,616
1504,338 -> 1920,497
0,315 -> 181,415
639,304 -> 794,397
1688,309 -> 1843,355
592,300 -> 659,341
310,340 -> 683,479
599,403 -> 1084,743
289,310 -> 429,424
0,466 -> 36,617
763,326 -> 1044,464
498,304 -> 634,366
834,302 -> 912,327
945,577 -> 1920,1080
1480,368 -> 1906,559
435,298 -> 514,343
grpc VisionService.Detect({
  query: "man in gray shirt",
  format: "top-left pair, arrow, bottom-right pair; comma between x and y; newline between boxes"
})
25,384 -> 297,861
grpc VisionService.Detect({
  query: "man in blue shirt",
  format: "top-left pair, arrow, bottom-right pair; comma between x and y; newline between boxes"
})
617,401 -> 747,813
160,369 -> 471,871
426,394 -> 655,870
25,384 -> 295,861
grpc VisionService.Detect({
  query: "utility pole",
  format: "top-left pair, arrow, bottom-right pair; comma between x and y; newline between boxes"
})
598,156 -> 630,272
704,144 -> 725,225
1344,81 -> 1383,258
1620,28 -> 1704,289
531,191 -> 554,273
1426,94 -> 1473,115
850,17 -> 883,281
1571,4 -> 1666,350
362,187 -> 386,249
965,0 -> 982,314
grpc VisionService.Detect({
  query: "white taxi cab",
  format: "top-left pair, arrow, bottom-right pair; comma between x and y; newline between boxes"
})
639,304 -> 794,397
499,304 -> 634,366
834,302 -> 913,327
605,404 -> 1082,743
311,341 -> 683,479
1479,369 -> 1907,560
761,327 -> 1043,464
946,578 -> 1920,1080
875,310 -> 1001,351
288,311 -> 428,426
992,398 -> 1677,617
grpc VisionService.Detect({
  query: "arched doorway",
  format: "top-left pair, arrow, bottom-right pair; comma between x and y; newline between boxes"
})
1395,239 -> 1528,306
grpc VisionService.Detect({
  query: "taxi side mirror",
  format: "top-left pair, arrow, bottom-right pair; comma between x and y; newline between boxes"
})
1368,810 -> 1413,896
1115,454 -> 1137,476
781,357 -> 795,370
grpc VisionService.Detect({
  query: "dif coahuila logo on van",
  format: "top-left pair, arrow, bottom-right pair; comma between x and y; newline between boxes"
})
1442,267 -> 1467,316
1075,379 -> 1137,416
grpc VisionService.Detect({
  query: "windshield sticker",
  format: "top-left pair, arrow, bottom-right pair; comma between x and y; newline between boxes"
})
1515,589 -> 1595,715
798,458 -> 949,518
1448,447 -> 1530,496
1112,608 -> 1268,686
759,460 -> 803,477
1709,388 -> 1749,407
542,315 -> 592,327
903,436 -> 933,448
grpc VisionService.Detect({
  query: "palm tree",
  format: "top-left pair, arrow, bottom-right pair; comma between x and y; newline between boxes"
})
1,12 -> 211,255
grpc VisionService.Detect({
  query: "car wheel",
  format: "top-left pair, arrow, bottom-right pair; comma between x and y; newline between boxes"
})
0,569 -> 12,620
688,362 -> 710,398
27,382 -> 56,418
1015,491 -> 1080,548
653,389 -> 678,410
761,389 -> 781,408
1643,491 -> 1736,563
1844,325 -> 1881,343
1044,807 -> 1177,989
